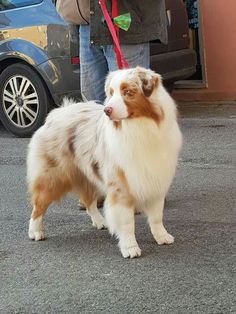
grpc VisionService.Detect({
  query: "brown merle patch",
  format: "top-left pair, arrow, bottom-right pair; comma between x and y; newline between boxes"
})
44,154 -> 57,168
135,67 -> 160,97
107,168 -> 134,208
92,161 -> 103,181
120,82 -> 164,125
67,127 -> 77,155
113,120 -> 122,129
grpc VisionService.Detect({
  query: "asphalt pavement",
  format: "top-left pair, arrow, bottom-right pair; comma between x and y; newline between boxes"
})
0,103 -> 235,314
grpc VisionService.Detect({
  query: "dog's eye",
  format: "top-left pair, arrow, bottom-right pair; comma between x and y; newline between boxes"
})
124,89 -> 133,97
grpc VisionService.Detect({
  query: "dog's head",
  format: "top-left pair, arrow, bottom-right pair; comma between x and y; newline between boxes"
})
104,67 -> 164,123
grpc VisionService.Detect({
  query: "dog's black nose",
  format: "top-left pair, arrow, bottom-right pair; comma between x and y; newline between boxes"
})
104,106 -> 113,117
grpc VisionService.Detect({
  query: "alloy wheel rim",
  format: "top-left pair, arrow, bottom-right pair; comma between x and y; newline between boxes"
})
2,75 -> 39,128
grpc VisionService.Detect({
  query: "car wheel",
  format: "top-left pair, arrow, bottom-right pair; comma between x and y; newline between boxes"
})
0,63 -> 49,137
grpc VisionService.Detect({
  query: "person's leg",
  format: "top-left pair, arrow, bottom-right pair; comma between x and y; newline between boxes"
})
79,25 -> 109,102
104,42 -> 150,71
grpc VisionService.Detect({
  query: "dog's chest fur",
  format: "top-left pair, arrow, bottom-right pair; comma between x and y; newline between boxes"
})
80,116 -> 181,206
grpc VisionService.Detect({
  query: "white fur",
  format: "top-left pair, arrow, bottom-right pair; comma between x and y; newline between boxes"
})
28,213 -> 45,241
104,70 -> 129,120
27,67 -> 182,258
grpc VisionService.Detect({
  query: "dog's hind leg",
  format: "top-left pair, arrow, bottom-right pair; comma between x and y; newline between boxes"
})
28,204 -> 48,241
28,187 -> 51,241
76,177 -> 106,230
28,175 -> 71,241
85,200 -> 107,230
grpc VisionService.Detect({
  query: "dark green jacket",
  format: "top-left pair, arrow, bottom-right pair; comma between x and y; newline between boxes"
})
87,0 -> 168,45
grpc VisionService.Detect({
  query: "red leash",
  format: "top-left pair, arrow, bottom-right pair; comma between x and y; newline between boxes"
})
99,0 -> 129,69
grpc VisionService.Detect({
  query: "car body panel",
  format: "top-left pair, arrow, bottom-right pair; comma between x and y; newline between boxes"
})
0,0 -> 81,106
150,0 -> 196,86
0,0 -> 67,57
37,57 -> 81,104
0,38 -> 49,65
151,48 -> 196,82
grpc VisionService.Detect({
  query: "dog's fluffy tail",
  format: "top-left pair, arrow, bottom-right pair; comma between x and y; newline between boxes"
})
61,97 -> 76,107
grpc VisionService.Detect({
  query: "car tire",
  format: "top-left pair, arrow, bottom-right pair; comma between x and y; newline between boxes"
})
0,63 -> 49,137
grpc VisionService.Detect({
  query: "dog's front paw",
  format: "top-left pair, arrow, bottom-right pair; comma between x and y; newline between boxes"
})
92,216 -> 107,230
28,218 -> 46,241
120,245 -> 142,258
154,232 -> 174,245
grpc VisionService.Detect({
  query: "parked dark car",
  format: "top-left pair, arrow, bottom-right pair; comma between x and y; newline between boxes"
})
0,0 -> 196,137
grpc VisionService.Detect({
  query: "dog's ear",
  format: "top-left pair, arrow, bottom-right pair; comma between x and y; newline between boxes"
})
135,67 -> 161,97
105,71 -> 116,97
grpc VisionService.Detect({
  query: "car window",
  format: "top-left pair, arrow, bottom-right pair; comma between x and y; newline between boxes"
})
0,0 -> 43,11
